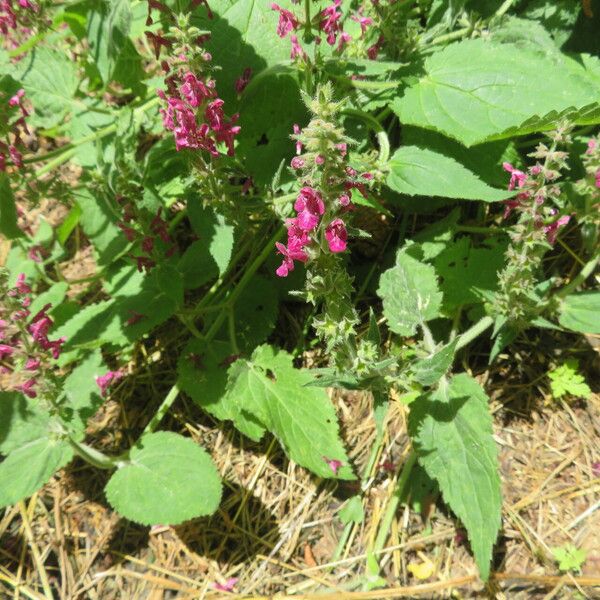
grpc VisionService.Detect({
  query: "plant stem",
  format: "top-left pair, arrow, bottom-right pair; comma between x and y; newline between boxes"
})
555,253 -> 599,299
455,315 -> 494,351
494,0 -> 515,18
68,438 -> 124,470
142,384 -> 180,436
372,450 -> 417,554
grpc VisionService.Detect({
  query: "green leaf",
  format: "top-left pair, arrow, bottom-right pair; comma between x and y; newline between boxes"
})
104,432 -> 222,525
558,291 -> 600,334
377,246 -> 443,337
548,359 -> 591,399
74,187 -> 128,266
413,338 -> 458,386
28,282 -> 69,318
0,173 -> 22,239
0,392 -> 53,455
339,496 -> 364,525
551,544 -> 587,573
433,237 -> 507,313
392,39 -> 600,146
11,47 -> 79,128
177,338 -> 266,441
226,345 -> 355,480
387,146 -> 513,202
187,203 -> 234,277
408,374 -> 502,580
62,349 -> 106,430
0,437 -> 73,508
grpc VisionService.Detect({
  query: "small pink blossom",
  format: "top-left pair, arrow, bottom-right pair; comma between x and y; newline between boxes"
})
325,218 -> 348,253
543,214 -> 570,245
0,344 -> 15,360
234,67 -> 252,95
8,88 -> 25,107
27,245 -> 44,263
271,3 -> 299,38
180,72 -> 214,107
337,31 -> 351,51
320,0 -> 343,45
336,143 -> 347,157
95,370 -> 124,397
595,169 -> 600,189
290,156 -> 304,169
587,139 -> 597,155
275,240 -> 308,277
502,162 -> 527,191
25,357 -> 40,370
213,577 -> 238,592
315,154 -> 325,165
16,378 -> 37,398
293,123 -> 302,154
294,187 -> 325,231
350,14 -> 373,36
367,35 -> 384,59
290,34 -> 305,60
323,457 -> 343,475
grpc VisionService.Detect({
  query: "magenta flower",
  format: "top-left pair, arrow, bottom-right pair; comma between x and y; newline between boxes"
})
543,214 -> 570,245
323,456 -> 343,475
25,357 -> 40,370
8,88 -> 25,107
271,3 -> 299,38
180,72 -> 214,107
294,187 -> 325,231
595,169 -> 600,189
293,123 -> 303,154
15,273 -> 31,295
275,241 -> 309,277
95,370 -> 124,398
213,578 -> 238,592
290,34 -> 305,60
502,162 -> 527,191
325,218 -> 348,253
16,378 -> 37,398
351,14 -> 373,36
337,31 -> 351,51
320,0 -> 342,45
234,67 -> 253,95
290,156 -> 304,169
587,139 -> 597,155
0,344 -> 15,360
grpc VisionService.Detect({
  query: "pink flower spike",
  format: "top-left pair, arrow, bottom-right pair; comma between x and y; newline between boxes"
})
502,162 -> 527,191
271,3 -> 299,38
213,577 -> 239,592
323,456 -> 343,475
95,370 -> 124,398
294,187 -> 325,231
320,0 -> 342,45
325,218 -> 348,253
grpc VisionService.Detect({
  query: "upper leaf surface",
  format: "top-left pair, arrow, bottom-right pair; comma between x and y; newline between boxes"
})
377,247 -> 442,336
408,374 -> 502,580
393,39 -> 600,145
104,431 -> 222,525
227,345 -> 355,480
387,146 -> 513,202
558,291 -> 600,334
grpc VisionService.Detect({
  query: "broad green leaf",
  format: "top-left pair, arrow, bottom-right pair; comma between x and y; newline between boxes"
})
74,187 -> 128,266
187,203 -> 234,277
339,496 -> 364,525
558,291 -> 600,334
377,247 -> 442,336
387,146 -> 513,202
520,1 -> 580,47
393,39 -> 600,146
28,282 -> 69,318
226,345 -> 355,480
69,102 -> 115,168
178,240 -> 220,289
237,69 -> 307,185
0,437 -> 73,508
433,237 -> 507,313
408,374 -> 502,580
548,359 -> 592,399
104,432 -> 222,525
0,392 -> 52,455
413,207 -> 460,260
177,339 -> 266,441
11,48 -> 79,128
0,173 -> 22,239
413,338 -> 458,386
62,349 -> 106,430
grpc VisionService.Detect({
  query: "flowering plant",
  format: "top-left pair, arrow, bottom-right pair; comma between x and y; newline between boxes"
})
1,0 -> 599,590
